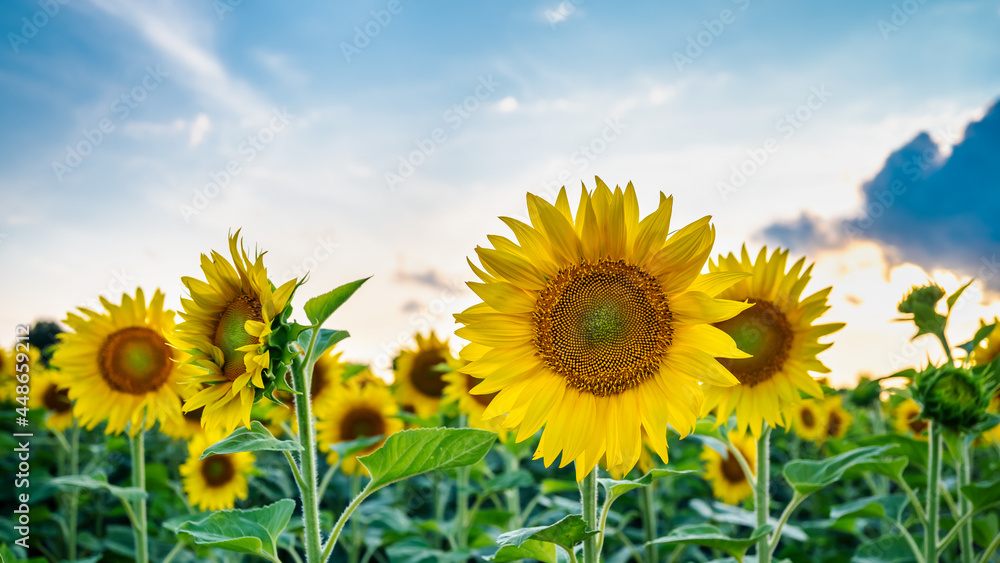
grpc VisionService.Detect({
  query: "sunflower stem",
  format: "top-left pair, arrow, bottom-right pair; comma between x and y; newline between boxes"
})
957,438 -> 973,563
129,428 -> 148,563
925,421 -> 942,563
348,474 -> 363,563
67,421 -> 80,560
456,414 -> 470,549
755,426 -> 771,563
641,480 -> 657,563
293,329 -> 325,563
579,464 -> 600,563
502,447 -> 522,529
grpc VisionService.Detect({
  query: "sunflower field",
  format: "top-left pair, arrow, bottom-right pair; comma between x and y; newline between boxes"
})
3,180 -> 1000,563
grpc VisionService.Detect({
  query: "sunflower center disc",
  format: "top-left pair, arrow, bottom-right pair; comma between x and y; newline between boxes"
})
214,295 -> 264,380
907,413 -> 927,434
44,385 -> 73,413
340,406 -> 387,441
465,373 -> 497,407
801,407 -> 815,428
534,259 -> 673,397
713,299 -> 793,387
184,406 -> 205,422
827,411 -> 842,436
721,451 -> 745,484
409,349 -> 448,398
201,455 -> 236,487
98,327 -> 173,394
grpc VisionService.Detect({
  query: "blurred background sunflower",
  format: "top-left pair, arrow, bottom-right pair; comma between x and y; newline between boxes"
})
702,246 -> 844,438
893,399 -> 929,440
316,376 -> 403,475
971,317 -> 1000,366
700,431 -> 756,505
28,368 -> 75,432
823,394 -> 852,440
51,288 -> 193,436
180,433 -> 256,511
787,399 -> 827,442
393,331 -> 452,419
174,232 -> 297,437
455,181 -> 749,479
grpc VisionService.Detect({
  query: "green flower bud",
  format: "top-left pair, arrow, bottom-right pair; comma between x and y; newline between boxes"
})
898,284 -> 945,314
913,366 -> 991,432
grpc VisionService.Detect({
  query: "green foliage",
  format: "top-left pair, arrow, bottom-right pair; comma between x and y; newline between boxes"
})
783,445 -> 893,494
200,421 -> 303,458
304,277 -> 370,327
172,500 -> 296,562
649,524 -> 772,561
359,428 -> 497,490
495,515 -> 597,558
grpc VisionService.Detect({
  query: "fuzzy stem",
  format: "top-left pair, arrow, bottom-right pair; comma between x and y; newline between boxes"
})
925,421 -> 942,563
68,422 -> 80,560
348,474 -> 363,563
579,465 -> 600,563
129,428 -> 148,563
294,329 -> 324,562
958,440 -> 973,563
756,426 -> 772,563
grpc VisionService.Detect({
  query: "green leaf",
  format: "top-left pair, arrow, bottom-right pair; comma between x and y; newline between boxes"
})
359,428 -> 497,490
496,514 -> 597,555
958,321 -> 998,354
848,456 -> 909,482
479,469 -> 535,497
488,539 -> 558,563
960,477 -> 1000,512
174,499 -> 295,562
599,468 -> 695,501
304,277 -> 369,327
689,499 -> 807,541
947,279 -> 974,312
202,421 -> 303,458
853,535 -> 918,563
648,524 -> 772,560
48,474 -> 146,503
540,478 -> 579,495
857,434 -> 927,469
830,494 -> 909,523
297,328 -> 350,360
783,445 -> 893,495
328,434 -> 385,458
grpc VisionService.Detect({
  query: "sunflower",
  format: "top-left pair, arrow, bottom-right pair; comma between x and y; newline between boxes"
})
180,433 -> 256,511
822,394 -> 852,440
159,384 -> 224,442
316,377 -> 404,475
971,317 -> 1000,366
787,399 -> 827,442
0,346 -> 39,402
700,430 -> 756,505
442,358 -> 505,439
892,399 -> 928,440
174,231 -> 297,437
29,369 -> 75,432
393,332 -> 453,419
701,246 -> 844,439
454,180 -> 750,480
50,289 -> 193,436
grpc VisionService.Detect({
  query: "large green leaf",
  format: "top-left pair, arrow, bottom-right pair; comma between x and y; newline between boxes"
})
496,514 -> 597,555
201,421 -> 303,458
599,468 -> 695,501
488,539 -> 559,562
958,321 -> 998,354
857,434 -> 927,469
174,499 -> 295,562
830,495 -> 909,523
960,477 -> 1000,512
848,457 -> 908,482
648,524 -> 772,560
783,445 -> 893,495
48,474 -> 146,503
296,328 -> 350,360
304,277 -> 369,326
689,499 -> 806,541
359,428 -> 497,490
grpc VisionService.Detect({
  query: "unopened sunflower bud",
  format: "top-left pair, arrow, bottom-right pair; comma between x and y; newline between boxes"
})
898,284 -> 945,315
849,375 -> 882,407
913,366 -> 991,432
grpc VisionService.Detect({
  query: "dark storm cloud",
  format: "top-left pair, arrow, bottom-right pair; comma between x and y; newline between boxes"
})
762,99 -> 1000,288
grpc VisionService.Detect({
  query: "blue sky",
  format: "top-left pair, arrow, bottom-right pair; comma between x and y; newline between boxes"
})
1,0 -> 999,382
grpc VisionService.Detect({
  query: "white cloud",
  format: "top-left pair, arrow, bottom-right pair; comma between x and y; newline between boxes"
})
497,96 -> 519,112
188,113 -> 211,146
